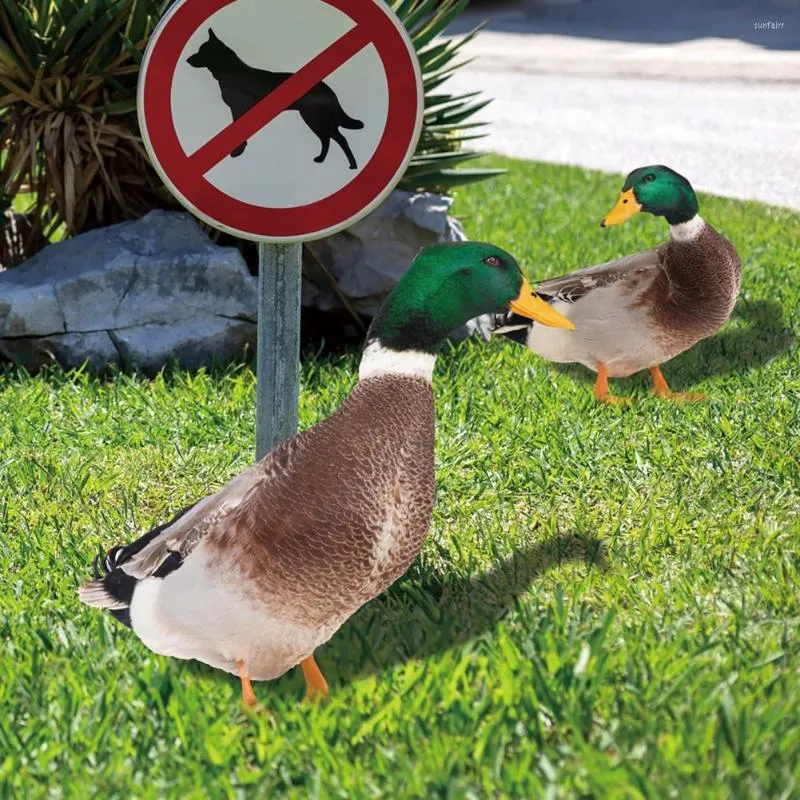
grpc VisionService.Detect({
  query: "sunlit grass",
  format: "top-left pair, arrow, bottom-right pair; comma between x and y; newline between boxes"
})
1,156 -> 798,797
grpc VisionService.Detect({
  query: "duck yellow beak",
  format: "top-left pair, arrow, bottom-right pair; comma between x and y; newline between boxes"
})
508,278 -> 575,330
600,188 -> 641,227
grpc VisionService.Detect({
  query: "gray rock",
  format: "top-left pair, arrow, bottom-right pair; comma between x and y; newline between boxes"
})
307,190 -> 468,318
0,331 -> 119,372
0,194 -> 483,374
0,282 -> 64,337
2,209 -> 256,334
109,318 -> 255,377
0,210 -> 256,373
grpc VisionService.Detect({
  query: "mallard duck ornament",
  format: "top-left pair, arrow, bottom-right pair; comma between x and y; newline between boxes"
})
494,165 -> 741,403
78,242 -> 574,706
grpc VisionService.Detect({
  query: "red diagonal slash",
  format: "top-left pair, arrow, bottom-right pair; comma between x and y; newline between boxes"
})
187,24 -> 372,176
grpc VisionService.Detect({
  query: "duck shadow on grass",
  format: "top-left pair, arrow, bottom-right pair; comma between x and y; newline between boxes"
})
183,532 -> 607,697
551,299 -> 794,391
182,534 -> 605,697
311,533 -> 606,694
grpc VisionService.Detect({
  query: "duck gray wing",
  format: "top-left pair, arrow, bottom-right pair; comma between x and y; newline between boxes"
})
78,464 -> 263,623
535,246 -> 664,305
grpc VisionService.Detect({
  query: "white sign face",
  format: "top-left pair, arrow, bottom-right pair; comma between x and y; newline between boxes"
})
139,0 -> 424,242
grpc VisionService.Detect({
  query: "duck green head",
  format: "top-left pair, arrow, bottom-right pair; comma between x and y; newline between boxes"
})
601,165 -> 699,227
366,242 -> 574,355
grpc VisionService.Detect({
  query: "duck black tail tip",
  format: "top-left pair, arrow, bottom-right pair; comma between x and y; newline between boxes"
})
77,579 -> 128,610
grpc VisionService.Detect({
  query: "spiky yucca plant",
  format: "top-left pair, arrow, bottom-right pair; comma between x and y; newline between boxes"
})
0,0 -> 498,261
0,0 -> 175,257
392,0 -> 503,193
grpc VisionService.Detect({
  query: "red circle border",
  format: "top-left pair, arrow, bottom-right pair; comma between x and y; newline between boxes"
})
140,0 -> 422,241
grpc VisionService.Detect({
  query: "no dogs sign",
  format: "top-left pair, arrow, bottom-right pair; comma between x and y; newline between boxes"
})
139,0 -> 424,242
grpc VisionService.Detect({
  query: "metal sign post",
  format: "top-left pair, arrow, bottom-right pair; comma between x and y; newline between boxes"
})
255,242 -> 303,459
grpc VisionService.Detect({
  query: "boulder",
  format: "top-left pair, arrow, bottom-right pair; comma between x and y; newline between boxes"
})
0,210 -> 257,375
305,190 -> 467,317
109,318 -> 257,374
0,331 -> 120,373
0,193 -> 488,374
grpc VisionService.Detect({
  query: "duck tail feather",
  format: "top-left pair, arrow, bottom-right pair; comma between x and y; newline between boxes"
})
77,579 -> 129,610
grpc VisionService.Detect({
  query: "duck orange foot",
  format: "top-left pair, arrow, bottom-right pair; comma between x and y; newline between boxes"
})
650,366 -> 706,402
236,659 -> 258,708
593,361 -> 633,405
301,654 -> 329,701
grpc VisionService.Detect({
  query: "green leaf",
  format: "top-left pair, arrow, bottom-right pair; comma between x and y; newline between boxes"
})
98,97 -> 136,115
423,121 -> 490,133
412,0 -> 469,49
48,0 -> 99,63
390,0 -> 419,19
424,90 -> 483,111
72,2 -> 128,63
400,167 -> 506,191
425,99 -> 493,127
400,0 -> 441,37
407,149 -> 484,166
0,0 -> 38,73
126,0 -> 153,43
0,36 -> 27,79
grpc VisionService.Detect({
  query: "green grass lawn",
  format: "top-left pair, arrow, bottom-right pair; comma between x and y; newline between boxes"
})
1,156 -> 799,798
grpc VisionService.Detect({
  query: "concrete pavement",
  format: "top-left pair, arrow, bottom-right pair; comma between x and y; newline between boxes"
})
444,1 -> 800,209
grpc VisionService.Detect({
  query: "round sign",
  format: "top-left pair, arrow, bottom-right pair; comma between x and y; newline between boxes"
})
138,0 -> 424,242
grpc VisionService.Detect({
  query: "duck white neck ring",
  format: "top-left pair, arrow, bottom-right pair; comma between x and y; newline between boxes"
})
669,215 -> 706,242
358,340 -> 436,383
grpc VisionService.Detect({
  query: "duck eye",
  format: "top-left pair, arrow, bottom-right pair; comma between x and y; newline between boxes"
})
645,174 -> 656,182
483,255 -> 501,267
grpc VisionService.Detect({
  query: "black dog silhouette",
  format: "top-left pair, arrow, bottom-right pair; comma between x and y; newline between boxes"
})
187,29 -> 364,169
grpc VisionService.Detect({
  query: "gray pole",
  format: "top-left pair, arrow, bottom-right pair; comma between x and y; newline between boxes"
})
255,242 -> 303,460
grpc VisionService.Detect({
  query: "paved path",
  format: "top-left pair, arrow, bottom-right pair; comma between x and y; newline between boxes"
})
445,2 -> 800,209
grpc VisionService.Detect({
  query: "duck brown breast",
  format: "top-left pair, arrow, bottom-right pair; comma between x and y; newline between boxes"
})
209,374 -> 436,629
645,223 -> 742,349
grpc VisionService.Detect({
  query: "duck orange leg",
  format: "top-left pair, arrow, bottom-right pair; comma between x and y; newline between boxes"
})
649,366 -> 705,402
593,361 -> 631,405
300,654 -> 329,700
236,659 -> 258,708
